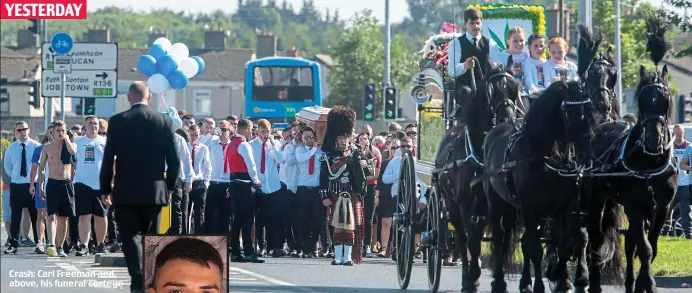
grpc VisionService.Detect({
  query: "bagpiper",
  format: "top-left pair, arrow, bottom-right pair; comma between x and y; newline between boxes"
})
319,105 -> 367,266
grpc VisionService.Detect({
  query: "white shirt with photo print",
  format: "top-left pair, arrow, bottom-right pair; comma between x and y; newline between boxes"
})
74,136 -> 107,190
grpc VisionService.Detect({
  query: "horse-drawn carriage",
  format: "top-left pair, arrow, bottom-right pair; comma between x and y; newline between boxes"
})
395,5 -> 678,293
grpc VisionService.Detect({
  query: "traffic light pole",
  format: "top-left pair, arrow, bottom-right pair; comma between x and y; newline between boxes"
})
60,73 -> 66,121
383,0 -> 391,128
42,19 -> 53,130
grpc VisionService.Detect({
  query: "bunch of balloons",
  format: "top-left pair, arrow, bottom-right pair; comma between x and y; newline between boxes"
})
137,38 -> 206,93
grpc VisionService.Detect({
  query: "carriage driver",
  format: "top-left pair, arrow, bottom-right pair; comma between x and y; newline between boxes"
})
446,8 -> 502,91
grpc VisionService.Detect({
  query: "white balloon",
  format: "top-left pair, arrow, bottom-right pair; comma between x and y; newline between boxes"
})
147,73 -> 169,94
152,37 -> 172,51
178,58 -> 200,78
169,43 -> 189,62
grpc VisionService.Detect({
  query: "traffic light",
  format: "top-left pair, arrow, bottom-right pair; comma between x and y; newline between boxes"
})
384,87 -> 399,120
28,20 -> 40,35
84,98 -> 96,115
363,83 -> 376,121
27,80 -> 40,109
0,77 -> 8,112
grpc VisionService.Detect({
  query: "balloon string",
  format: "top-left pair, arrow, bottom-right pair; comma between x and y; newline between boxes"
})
159,93 -> 169,113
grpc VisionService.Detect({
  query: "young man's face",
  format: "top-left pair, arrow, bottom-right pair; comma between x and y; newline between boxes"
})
52,126 -> 66,140
465,18 -> 482,36
149,259 -> 222,293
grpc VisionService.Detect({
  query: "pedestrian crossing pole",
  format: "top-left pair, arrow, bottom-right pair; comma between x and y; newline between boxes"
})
383,0 -> 391,129
615,0 -> 624,116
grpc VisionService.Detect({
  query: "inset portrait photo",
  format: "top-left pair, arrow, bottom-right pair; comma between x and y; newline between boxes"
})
143,235 -> 228,293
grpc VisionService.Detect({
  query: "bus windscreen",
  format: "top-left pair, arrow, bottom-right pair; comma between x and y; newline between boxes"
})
252,66 -> 314,102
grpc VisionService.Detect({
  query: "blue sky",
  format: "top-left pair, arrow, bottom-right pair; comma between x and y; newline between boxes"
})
87,0 -> 684,23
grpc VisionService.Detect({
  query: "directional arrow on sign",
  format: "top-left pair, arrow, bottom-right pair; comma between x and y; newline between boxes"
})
95,72 -> 108,79
365,104 -> 373,111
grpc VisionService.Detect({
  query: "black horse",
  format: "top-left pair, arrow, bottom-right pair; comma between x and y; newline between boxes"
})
432,55 -> 521,293
578,25 -> 620,122
587,14 -> 677,293
483,78 -> 599,293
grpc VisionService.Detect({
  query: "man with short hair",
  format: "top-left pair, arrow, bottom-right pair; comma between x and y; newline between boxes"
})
295,126 -> 325,258
250,119 -> 283,257
38,120 -> 78,257
405,124 -> 418,157
148,238 -> 225,293
188,124 -> 212,233
3,121 -> 41,254
227,118 -> 264,263
100,81 -> 180,293
204,120 -> 233,234
169,115 -> 194,235
388,122 -> 402,136
73,116 -> 109,256
675,125 -> 692,239
181,114 -> 195,130
281,121 -> 303,257
447,8 -> 501,86
199,118 -> 217,145
71,125 -> 82,137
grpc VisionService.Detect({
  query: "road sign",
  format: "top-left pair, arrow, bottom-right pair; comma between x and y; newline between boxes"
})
50,33 -> 73,55
42,43 -> 118,71
41,70 -> 117,98
53,55 -> 72,74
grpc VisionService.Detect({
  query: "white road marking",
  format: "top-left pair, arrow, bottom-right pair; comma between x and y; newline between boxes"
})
229,267 -> 296,286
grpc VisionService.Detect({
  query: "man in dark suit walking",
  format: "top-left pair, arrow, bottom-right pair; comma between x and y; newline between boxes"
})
100,81 -> 180,293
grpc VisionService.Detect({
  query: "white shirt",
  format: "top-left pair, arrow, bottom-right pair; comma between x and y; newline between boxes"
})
280,139 -> 300,193
382,153 -> 428,205
235,134 -> 261,185
446,32 -> 502,78
250,138 -> 283,194
295,145 -> 323,188
74,136 -> 107,190
189,141 -> 212,186
543,60 -> 579,88
170,133 -> 193,183
3,139 -> 40,184
674,141 -> 691,186
205,137 -> 232,183
523,57 -> 548,93
199,133 -> 217,145
495,51 -> 530,91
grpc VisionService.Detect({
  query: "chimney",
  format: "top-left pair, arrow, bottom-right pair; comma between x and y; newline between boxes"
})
148,30 -> 167,46
256,32 -> 277,59
87,27 -> 111,42
284,45 -> 301,58
204,30 -> 227,49
16,28 -> 38,49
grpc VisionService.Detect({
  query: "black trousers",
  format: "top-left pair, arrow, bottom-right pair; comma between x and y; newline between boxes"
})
363,184 -> 377,248
9,183 -> 37,248
114,204 -> 161,292
107,206 -> 119,243
168,178 -> 189,234
204,182 -> 231,234
187,181 -> 207,234
68,214 -> 79,243
230,173 -> 256,256
263,190 -> 288,250
254,194 -> 267,251
296,186 -> 326,253
285,187 -> 301,251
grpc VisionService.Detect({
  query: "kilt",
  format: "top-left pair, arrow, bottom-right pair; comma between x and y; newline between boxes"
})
326,192 -> 364,228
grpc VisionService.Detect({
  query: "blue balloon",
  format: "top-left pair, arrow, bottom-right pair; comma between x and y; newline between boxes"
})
191,56 -> 205,76
157,55 -> 178,78
148,44 -> 167,61
168,70 -> 188,90
137,55 -> 157,76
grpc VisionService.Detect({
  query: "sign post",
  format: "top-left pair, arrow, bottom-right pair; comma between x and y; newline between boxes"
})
50,33 -> 73,121
42,40 -> 118,119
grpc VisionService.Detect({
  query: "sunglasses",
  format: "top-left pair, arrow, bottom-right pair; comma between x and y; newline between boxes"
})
16,128 -> 29,132
184,121 -> 195,125
98,132 -> 107,135
219,128 -> 231,133
302,136 -> 315,140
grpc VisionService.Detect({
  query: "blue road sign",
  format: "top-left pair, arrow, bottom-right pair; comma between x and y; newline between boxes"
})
50,33 -> 73,55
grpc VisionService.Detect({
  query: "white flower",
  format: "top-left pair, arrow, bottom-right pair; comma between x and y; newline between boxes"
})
419,32 -> 463,58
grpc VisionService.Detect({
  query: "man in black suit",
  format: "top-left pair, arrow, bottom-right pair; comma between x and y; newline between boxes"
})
100,81 -> 180,293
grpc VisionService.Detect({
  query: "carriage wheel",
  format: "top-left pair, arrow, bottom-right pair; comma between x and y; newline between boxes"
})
426,186 -> 446,293
395,150 -> 416,290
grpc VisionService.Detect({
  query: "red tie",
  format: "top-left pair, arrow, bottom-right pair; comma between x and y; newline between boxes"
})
308,153 -> 315,175
191,144 -> 196,168
221,142 -> 229,173
261,142 -> 266,174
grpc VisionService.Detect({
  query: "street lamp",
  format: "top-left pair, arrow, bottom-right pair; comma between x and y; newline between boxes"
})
615,0 -> 623,115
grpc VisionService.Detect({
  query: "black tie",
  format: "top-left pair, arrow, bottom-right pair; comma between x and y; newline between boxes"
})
20,143 -> 27,177
472,37 -> 478,49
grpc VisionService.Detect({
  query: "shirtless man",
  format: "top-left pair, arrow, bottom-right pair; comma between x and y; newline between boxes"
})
38,120 -> 77,257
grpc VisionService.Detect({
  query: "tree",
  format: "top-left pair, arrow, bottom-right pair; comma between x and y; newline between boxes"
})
327,10 -> 416,118
662,0 -> 691,57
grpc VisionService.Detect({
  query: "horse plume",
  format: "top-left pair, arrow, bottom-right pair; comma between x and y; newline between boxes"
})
644,13 -> 670,67
577,24 -> 602,78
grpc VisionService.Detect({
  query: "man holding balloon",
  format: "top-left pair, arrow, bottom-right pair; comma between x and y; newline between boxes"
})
137,37 -> 206,95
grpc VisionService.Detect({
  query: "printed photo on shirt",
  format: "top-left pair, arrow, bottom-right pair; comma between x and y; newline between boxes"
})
536,64 -> 545,87
84,145 -> 96,163
143,235 -> 229,293
512,61 -> 524,80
